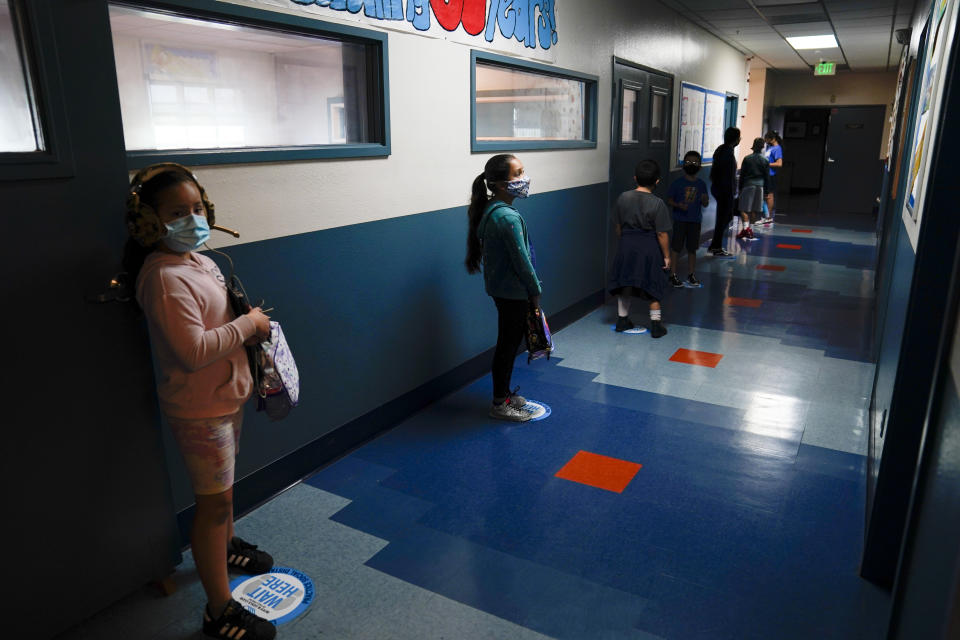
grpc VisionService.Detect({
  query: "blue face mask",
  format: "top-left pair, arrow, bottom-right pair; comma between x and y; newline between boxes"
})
505,175 -> 531,199
162,214 -> 210,253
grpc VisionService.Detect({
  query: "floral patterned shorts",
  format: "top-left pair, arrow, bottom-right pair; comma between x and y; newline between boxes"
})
166,411 -> 243,496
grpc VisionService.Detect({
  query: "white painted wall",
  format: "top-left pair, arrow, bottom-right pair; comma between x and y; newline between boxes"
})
184,0 -> 749,246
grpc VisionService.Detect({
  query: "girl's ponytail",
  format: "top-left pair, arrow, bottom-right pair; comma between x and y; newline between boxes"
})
465,173 -> 488,273
465,154 -> 516,274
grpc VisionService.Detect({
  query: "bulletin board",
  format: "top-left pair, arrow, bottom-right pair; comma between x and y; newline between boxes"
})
678,81 -> 727,165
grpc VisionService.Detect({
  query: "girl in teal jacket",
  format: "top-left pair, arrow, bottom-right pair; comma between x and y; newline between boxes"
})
465,154 -> 542,422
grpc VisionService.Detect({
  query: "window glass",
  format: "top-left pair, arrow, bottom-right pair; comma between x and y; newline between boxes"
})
0,1 -> 42,152
650,91 -> 667,143
621,88 -> 638,144
475,61 -> 586,141
109,4 -> 375,151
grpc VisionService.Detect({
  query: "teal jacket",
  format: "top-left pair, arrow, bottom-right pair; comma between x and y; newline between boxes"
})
478,200 -> 542,300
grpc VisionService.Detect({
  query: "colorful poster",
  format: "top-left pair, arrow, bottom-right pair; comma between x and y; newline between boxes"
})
902,0 -> 958,249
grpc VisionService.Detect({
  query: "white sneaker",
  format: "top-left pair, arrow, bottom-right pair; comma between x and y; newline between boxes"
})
489,401 -> 532,422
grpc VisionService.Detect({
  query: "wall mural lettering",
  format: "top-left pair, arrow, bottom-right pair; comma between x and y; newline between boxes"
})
289,0 -> 559,50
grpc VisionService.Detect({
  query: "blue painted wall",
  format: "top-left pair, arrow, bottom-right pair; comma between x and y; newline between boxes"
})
871,215 -> 915,460
163,182 -> 608,511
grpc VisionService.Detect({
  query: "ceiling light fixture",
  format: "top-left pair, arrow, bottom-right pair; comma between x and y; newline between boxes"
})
786,34 -> 838,49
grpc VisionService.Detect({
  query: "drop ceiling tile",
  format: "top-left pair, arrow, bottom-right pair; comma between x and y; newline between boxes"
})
777,21 -> 835,35
756,0 -> 820,5
827,0 -> 896,9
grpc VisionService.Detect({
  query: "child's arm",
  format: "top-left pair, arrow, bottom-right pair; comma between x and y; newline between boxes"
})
496,214 -> 542,299
666,197 -> 687,211
147,292 -> 267,372
657,232 -> 670,270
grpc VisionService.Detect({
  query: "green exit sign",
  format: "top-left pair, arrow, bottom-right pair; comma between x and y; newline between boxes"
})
815,62 -> 836,76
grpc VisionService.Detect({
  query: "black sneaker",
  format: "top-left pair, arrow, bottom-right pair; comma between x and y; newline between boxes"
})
228,537 -> 274,574
203,599 -> 276,640
711,248 -> 734,257
669,273 -> 684,288
685,274 -> 701,288
615,316 -> 635,332
650,320 -> 667,338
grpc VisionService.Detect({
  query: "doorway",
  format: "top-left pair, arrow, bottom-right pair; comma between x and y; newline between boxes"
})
607,58 -> 673,282
767,105 -> 886,216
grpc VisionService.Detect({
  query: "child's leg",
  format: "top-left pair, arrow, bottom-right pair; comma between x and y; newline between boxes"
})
688,250 -> 696,275
492,297 -> 528,402
618,287 -> 632,317
670,249 -> 680,276
649,299 -> 667,337
193,488 -> 234,615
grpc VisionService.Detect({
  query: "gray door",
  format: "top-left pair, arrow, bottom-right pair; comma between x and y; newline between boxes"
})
2,2 -> 179,636
819,105 -> 886,214
607,59 -> 673,281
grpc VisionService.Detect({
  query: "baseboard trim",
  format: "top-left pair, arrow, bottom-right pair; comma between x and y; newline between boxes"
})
176,289 -> 603,544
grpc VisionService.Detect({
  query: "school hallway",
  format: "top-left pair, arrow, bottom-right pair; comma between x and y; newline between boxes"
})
59,211 -> 889,640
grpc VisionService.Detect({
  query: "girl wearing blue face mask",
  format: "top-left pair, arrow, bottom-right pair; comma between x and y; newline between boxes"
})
465,154 -> 542,422
123,166 -> 277,640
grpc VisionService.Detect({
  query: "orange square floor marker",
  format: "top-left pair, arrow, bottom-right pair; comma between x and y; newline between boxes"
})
757,264 -> 786,271
776,243 -> 802,250
791,229 -> 813,233
669,348 -> 724,368
554,450 -> 642,493
724,297 -> 763,308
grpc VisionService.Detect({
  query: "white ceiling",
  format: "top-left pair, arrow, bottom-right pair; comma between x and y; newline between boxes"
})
659,0 -> 917,72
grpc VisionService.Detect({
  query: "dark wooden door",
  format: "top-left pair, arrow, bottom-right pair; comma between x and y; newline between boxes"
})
819,105 -> 886,214
2,2 -> 179,636
606,59 -> 673,281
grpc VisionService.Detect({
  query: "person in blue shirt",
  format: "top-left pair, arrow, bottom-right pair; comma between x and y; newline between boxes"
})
666,151 -> 710,288
763,130 -> 783,222
465,154 -> 542,422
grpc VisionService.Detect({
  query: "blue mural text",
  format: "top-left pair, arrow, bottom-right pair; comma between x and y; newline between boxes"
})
290,0 -> 558,49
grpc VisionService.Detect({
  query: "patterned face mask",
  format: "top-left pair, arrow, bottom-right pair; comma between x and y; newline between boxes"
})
162,214 -> 210,253
505,174 -> 531,198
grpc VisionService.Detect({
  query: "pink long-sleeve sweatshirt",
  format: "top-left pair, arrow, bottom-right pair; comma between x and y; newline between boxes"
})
136,251 -> 257,419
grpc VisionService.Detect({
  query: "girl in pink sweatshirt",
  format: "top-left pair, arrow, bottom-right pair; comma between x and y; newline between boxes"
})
125,163 -> 277,640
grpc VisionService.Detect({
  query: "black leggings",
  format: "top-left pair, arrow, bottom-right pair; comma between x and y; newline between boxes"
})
492,297 -> 529,399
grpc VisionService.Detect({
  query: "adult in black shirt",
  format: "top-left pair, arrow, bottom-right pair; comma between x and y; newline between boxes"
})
708,127 -> 741,256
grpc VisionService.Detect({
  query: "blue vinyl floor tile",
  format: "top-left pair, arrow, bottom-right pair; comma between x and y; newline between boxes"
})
58,213 -> 887,639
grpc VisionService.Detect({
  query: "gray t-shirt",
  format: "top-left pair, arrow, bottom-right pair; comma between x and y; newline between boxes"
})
614,190 -> 672,232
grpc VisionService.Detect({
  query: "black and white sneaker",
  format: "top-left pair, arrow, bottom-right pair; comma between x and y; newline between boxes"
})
203,599 -> 276,640
685,274 -> 701,288
711,248 -> 734,258
669,273 -> 684,288
227,537 -> 274,574
615,316 -> 635,332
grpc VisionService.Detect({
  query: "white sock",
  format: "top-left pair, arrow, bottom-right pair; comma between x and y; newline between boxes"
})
650,309 -> 662,321
618,296 -> 631,317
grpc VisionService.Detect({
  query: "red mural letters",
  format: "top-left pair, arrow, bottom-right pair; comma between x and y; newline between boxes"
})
430,0 -> 485,35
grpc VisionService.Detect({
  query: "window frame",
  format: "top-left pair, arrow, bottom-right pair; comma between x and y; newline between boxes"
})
110,0 -> 391,169
648,86 -> 669,146
0,0 -> 75,181
618,79 -> 644,148
470,50 -> 598,153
